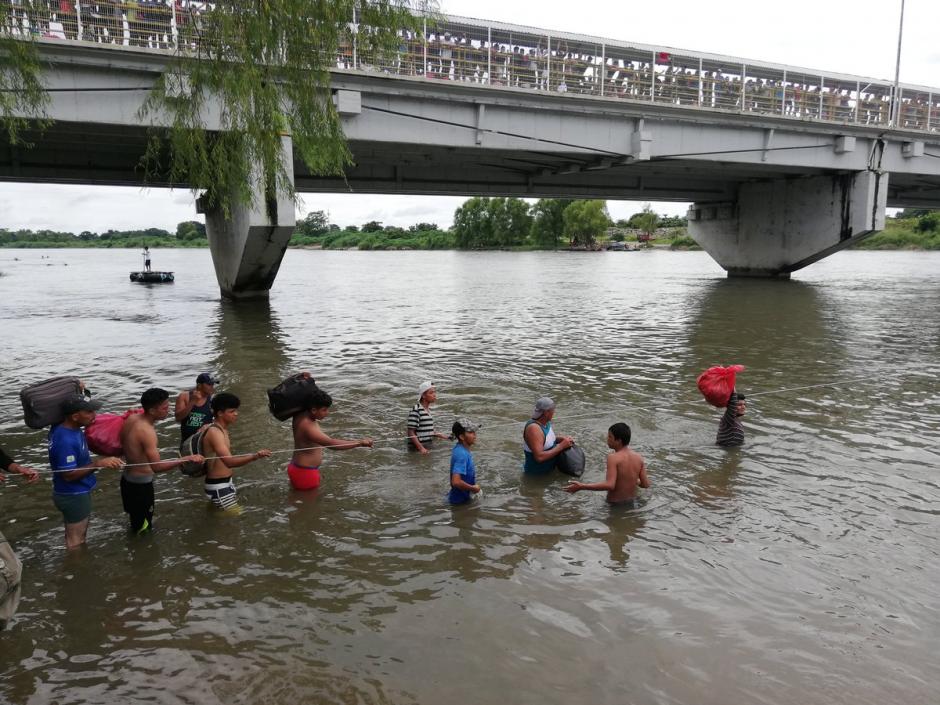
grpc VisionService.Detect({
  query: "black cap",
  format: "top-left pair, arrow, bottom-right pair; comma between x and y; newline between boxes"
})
61,394 -> 103,415
196,372 -> 219,385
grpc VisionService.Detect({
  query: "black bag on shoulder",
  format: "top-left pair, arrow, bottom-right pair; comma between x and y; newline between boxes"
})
555,445 -> 586,478
20,376 -> 85,429
267,373 -> 318,421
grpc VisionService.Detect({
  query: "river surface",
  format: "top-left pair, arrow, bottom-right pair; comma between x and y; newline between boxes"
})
0,248 -> 937,705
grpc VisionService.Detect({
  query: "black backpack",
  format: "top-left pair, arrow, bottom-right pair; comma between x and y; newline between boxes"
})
267,373 -> 318,421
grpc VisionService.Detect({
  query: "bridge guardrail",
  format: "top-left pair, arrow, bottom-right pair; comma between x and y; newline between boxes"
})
3,2 -> 937,134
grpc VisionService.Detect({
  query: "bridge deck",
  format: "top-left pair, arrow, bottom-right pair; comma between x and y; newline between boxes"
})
3,3 -> 939,135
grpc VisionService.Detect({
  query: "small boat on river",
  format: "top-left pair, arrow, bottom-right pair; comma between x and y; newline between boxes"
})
130,271 -> 174,284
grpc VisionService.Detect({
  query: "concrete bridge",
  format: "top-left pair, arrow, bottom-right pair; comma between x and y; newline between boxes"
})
3,6 -> 940,297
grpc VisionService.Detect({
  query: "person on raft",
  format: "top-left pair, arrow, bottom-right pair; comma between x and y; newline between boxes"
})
289,387 -> 373,491
522,396 -> 574,475
564,422 -> 649,507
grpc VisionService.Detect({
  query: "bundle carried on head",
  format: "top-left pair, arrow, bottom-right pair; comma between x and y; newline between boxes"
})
267,372 -> 319,421
697,365 -> 745,408
20,376 -> 86,429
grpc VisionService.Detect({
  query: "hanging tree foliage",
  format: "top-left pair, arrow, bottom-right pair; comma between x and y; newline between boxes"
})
141,1 -> 421,216
0,9 -> 50,145
2,1 -> 422,216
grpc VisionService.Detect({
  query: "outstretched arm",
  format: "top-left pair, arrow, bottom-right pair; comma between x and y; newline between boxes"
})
307,424 -> 372,451
204,428 -> 271,469
565,456 -> 617,494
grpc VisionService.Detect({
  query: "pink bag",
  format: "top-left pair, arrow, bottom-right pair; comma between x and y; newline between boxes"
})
85,409 -> 143,456
697,365 -> 745,408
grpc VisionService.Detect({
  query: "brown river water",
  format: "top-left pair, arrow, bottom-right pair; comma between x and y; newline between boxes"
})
0,248 -> 938,705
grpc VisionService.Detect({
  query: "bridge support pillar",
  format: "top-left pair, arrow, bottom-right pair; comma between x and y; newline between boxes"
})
688,170 -> 887,277
202,136 -> 296,299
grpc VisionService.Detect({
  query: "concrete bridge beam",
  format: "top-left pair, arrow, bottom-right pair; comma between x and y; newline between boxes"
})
688,170 -> 888,278
201,135 -> 296,299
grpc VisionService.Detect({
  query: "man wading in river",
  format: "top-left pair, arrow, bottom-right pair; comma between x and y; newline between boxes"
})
120,388 -> 204,534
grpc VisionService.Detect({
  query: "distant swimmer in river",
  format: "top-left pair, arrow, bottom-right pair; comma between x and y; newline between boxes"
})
289,387 -> 373,491
564,423 -> 649,507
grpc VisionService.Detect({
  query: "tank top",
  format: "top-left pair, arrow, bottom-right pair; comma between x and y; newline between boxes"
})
522,420 -> 557,474
180,392 -> 213,442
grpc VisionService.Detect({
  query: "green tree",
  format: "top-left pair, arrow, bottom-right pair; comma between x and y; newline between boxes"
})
632,206 -> 659,242
452,197 -> 491,249
3,3 -> 418,216
361,220 -> 385,232
529,199 -> 572,249
563,200 -> 610,247
487,197 -> 532,247
296,210 -> 329,237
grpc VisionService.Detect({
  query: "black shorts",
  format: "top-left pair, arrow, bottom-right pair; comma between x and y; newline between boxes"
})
120,476 -> 155,534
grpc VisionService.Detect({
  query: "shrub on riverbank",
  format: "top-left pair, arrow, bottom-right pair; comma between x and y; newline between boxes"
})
669,235 -> 701,250
853,216 -> 940,250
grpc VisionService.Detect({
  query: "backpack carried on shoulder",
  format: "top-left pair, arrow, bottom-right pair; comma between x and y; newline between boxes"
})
178,423 -> 220,477
267,373 -> 318,421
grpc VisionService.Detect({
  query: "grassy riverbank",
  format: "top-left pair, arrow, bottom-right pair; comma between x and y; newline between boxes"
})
852,217 -> 940,250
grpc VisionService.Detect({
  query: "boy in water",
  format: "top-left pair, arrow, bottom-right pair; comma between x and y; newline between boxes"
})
289,387 -> 373,490
120,388 -> 204,534
200,392 -> 271,511
564,423 -> 649,507
716,390 -> 747,447
448,418 -> 481,505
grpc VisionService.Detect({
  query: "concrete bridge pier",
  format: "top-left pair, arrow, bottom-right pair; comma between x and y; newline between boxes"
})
201,135 -> 296,299
688,170 -> 888,278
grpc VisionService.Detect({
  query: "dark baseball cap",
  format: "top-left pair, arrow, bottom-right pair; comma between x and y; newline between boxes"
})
61,394 -> 103,415
196,372 -> 219,385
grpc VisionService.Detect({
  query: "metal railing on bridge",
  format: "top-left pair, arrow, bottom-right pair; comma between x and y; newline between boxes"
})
3,2 -> 938,134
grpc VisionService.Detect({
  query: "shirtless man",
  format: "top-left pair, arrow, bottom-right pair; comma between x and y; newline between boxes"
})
200,392 -> 271,511
564,423 -> 650,506
288,387 -> 373,490
120,388 -> 204,534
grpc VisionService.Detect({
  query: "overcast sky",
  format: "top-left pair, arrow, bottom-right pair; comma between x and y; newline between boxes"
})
1,0 -> 936,233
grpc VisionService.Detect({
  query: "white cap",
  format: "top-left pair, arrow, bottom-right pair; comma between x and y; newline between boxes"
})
417,381 -> 435,403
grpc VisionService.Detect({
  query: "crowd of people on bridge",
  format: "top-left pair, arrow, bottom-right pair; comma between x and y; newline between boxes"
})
5,4 -> 936,130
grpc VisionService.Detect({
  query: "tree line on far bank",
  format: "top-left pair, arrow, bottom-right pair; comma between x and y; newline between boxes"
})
0,221 -> 207,248
3,203 -> 939,251
291,198 -> 690,251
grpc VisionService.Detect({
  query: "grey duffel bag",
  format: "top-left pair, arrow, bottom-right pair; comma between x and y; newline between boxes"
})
20,376 -> 84,429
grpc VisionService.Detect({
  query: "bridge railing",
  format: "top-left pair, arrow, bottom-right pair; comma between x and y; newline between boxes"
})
3,2 -> 937,135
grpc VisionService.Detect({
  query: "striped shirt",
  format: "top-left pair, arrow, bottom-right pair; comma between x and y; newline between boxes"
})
407,403 -> 435,444
716,391 -> 745,447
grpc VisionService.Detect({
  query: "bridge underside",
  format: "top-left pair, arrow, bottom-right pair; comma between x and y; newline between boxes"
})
2,123 -> 939,208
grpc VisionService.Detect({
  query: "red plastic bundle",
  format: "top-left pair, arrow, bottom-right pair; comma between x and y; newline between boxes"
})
85,409 -> 143,456
697,365 -> 745,408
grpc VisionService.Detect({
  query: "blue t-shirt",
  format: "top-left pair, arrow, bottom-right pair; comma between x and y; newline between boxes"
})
48,424 -> 95,495
448,443 -> 476,505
